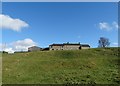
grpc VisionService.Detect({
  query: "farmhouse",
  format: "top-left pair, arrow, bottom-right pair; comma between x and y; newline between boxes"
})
28,46 -> 42,52
49,42 -> 90,50
28,43 -> 90,51
81,44 -> 90,49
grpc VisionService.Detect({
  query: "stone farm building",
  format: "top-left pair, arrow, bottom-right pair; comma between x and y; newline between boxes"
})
49,43 -> 90,50
28,43 -> 90,52
28,46 -> 42,52
80,44 -> 90,49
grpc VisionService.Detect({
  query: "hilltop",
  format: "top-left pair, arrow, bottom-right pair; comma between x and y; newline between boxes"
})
2,47 -> 120,84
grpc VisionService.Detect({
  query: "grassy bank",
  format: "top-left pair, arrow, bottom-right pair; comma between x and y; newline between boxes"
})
2,48 -> 120,84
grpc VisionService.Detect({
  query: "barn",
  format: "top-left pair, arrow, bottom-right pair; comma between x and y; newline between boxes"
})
80,44 -> 90,49
28,46 -> 42,52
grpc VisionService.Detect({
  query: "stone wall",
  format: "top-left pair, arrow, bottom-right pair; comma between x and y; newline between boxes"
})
49,46 -> 63,50
81,46 -> 90,49
49,45 -> 80,50
63,45 -> 80,50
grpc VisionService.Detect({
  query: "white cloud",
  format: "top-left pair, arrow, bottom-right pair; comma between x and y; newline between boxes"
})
99,22 -> 112,31
0,43 -> 15,52
98,21 -> 118,31
112,21 -> 119,29
4,48 -> 15,53
11,38 -> 37,51
0,14 -> 29,31
0,44 -> 2,51
112,42 -> 118,47
0,43 -> 6,51
1,38 -> 37,52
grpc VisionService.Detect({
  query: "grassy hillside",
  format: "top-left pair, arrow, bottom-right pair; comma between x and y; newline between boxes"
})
0,53 -> 2,85
2,48 -> 120,84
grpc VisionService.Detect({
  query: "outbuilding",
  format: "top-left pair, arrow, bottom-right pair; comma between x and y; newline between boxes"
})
28,46 -> 41,52
80,44 -> 90,49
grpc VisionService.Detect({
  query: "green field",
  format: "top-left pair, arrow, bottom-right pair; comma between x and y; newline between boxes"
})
0,53 -> 2,85
2,48 -> 120,84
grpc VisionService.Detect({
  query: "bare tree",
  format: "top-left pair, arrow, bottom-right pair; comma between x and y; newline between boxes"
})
98,37 -> 110,48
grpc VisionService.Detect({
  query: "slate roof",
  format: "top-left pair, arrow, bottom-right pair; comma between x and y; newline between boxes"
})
28,46 -> 41,49
49,43 -> 90,47
49,43 -> 80,46
49,44 -> 63,46
81,44 -> 90,47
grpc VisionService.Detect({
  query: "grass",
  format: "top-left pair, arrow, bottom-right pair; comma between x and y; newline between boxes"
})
2,47 -> 120,84
0,53 -> 2,85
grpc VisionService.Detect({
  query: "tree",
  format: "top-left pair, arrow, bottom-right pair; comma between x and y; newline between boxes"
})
98,37 -> 110,48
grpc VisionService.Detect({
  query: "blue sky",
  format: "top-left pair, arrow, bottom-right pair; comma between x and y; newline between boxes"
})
1,2 -> 118,51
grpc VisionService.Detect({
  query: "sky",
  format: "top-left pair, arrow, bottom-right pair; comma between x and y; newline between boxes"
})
1,0 -> 120,2
0,2 -> 118,51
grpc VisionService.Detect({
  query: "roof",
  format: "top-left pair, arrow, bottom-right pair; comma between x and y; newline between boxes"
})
63,43 -> 80,45
49,44 -> 63,46
28,46 -> 41,49
81,44 -> 90,47
50,43 -> 80,46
